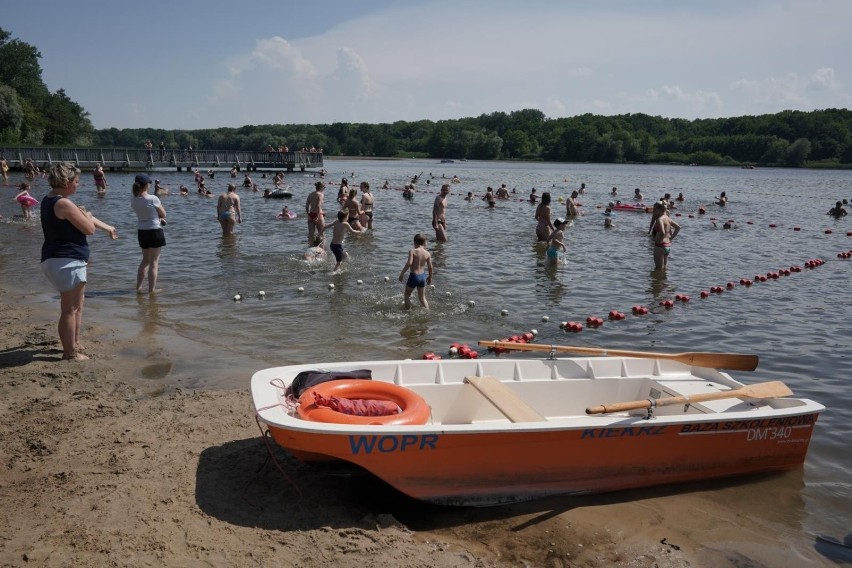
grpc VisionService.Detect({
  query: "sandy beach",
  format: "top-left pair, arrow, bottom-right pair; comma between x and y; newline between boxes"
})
2,284 -> 840,567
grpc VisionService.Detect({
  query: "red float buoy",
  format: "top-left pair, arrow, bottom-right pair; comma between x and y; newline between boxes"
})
700,290 -> 710,298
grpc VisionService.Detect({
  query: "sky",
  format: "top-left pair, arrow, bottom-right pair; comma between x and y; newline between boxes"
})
3,0 -> 852,130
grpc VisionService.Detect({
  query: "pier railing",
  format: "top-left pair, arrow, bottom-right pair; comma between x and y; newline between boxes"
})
0,146 -> 324,172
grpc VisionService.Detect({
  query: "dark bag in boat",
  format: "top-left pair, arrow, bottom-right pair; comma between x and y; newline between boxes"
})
285,369 -> 373,399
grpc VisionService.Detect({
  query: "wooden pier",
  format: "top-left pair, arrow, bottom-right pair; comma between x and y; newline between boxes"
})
0,146 -> 324,172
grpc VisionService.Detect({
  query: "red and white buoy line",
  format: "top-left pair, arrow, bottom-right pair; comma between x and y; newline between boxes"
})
421,249 -> 851,360
666,209 -> 852,236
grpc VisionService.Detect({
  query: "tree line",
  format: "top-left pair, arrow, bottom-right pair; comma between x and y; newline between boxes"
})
2,27 -> 852,168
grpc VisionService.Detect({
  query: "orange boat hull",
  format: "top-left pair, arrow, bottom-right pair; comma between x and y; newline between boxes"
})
268,413 -> 820,506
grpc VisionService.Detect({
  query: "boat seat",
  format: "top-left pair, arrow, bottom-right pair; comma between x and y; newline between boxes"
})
463,375 -> 547,423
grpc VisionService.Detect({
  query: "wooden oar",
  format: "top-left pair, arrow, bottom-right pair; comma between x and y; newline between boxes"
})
585,380 -> 792,415
476,341 -> 759,371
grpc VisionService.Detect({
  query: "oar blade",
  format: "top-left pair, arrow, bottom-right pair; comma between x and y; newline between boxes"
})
683,352 -> 759,371
739,380 -> 793,399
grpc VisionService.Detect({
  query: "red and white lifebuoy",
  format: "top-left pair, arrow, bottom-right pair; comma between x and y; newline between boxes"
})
297,380 -> 431,425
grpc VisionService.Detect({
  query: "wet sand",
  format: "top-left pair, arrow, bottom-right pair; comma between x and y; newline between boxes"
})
0,286 -> 839,567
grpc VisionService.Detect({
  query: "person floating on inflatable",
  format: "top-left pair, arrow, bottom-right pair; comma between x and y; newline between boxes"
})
15,183 -> 38,219
277,206 -> 297,220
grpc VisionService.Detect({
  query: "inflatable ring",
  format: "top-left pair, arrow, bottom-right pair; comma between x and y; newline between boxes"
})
297,380 -> 431,425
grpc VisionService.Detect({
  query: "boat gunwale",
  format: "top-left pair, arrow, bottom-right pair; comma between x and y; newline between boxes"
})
250,358 -> 825,435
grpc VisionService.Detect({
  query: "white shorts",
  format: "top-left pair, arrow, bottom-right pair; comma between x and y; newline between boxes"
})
41,258 -> 87,293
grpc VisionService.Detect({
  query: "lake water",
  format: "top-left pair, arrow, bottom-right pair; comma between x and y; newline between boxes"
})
1,159 -> 850,559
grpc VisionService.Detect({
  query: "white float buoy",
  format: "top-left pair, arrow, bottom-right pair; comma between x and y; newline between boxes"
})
541,315 -> 549,322
429,284 -> 435,290
356,279 -> 363,285
328,283 -> 335,289
468,300 -> 475,307
449,346 -> 458,355
297,287 -> 304,293
530,329 -> 538,336
258,291 -> 266,298
233,294 -> 241,301
501,309 -> 508,316
384,276 -> 390,282
446,292 -> 451,297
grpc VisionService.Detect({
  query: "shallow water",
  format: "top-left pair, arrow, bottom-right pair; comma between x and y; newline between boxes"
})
1,159 -> 850,553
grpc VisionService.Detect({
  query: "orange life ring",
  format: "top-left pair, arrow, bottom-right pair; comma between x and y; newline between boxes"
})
297,380 -> 431,425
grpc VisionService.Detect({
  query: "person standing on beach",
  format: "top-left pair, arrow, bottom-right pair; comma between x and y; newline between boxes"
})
650,201 -> 681,271
535,192 -> 555,241
131,174 -> 167,294
0,157 -> 9,185
23,158 -> 38,181
40,162 -> 117,361
432,184 -> 450,242
321,210 -> 364,271
398,233 -> 433,309
15,182 -> 38,219
343,188 -> 364,231
93,163 -> 108,195
546,219 -> 567,264
216,183 -> 242,236
566,190 -> 582,218
360,181 -> 374,230
306,181 -> 325,244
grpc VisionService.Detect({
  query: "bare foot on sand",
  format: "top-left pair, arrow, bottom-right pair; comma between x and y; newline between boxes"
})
61,352 -> 90,361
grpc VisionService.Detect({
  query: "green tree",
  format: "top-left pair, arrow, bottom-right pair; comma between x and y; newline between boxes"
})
784,138 -> 812,167
0,82 -> 23,142
426,122 -> 451,158
0,28 -> 50,106
42,88 -> 93,145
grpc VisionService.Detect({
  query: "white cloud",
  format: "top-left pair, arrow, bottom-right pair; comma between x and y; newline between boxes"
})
730,73 -> 810,108
637,85 -> 724,116
566,67 -> 593,77
592,99 -> 614,114
545,98 -> 567,117
247,37 -> 317,78
190,3 -> 852,126
327,47 -> 377,100
807,67 -> 835,91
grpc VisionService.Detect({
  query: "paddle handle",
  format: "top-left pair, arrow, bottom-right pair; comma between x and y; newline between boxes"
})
477,341 -> 758,371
